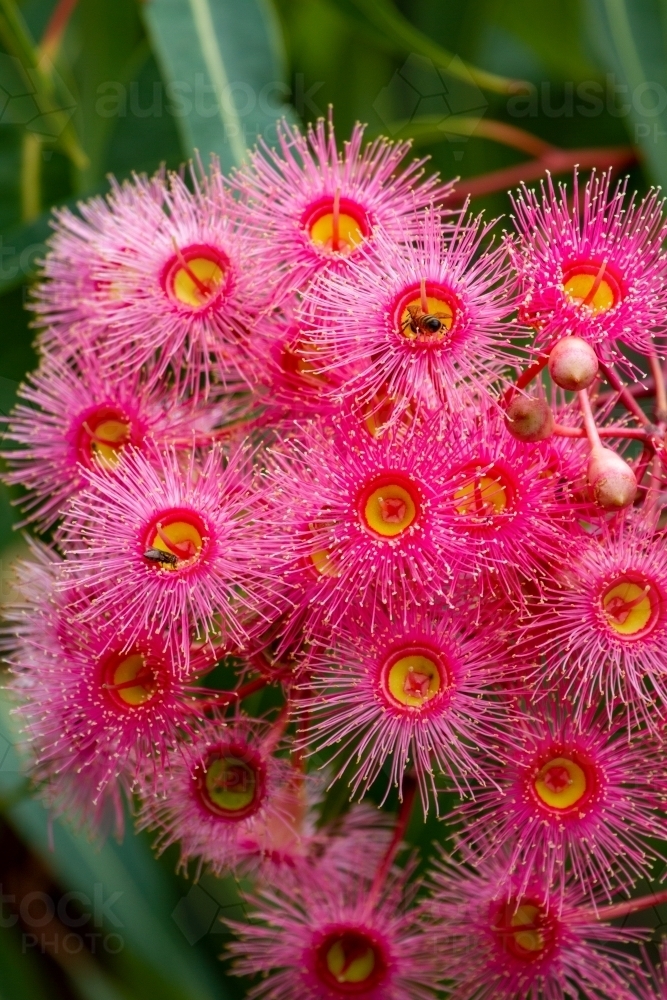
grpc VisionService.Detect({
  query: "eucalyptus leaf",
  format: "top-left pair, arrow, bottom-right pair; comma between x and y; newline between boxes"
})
585,0 -> 667,188
141,0 -> 297,171
0,693 -> 226,1000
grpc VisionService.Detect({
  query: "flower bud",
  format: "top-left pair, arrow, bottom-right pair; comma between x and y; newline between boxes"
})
504,396 -> 554,442
587,446 -> 637,510
548,336 -> 598,391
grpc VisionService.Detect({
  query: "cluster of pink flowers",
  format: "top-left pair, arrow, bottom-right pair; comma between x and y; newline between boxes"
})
5,113 -> 667,998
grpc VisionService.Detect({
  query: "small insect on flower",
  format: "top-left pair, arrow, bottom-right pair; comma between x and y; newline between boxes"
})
61,446 -> 281,672
142,547 -> 179,567
400,292 -> 456,341
299,208 -> 517,424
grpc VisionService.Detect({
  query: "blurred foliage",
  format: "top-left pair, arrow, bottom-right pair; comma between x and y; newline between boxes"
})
0,0 -> 663,996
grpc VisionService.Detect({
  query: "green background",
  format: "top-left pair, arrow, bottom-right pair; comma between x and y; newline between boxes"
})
0,0 -> 665,996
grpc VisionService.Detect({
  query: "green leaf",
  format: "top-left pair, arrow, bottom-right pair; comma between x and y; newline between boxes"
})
331,0 -> 530,95
585,0 -> 667,187
0,923 -> 53,1000
73,0 -> 145,189
0,692 -> 227,1000
0,211 -> 51,294
488,0 -> 597,81
141,0 -> 296,171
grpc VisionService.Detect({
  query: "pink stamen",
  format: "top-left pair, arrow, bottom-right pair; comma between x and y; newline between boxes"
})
331,188 -> 341,252
420,277 -> 429,313
170,238 -> 215,298
541,765 -> 571,793
82,421 -> 127,448
581,260 -> 607,307
605,586 -> 651,623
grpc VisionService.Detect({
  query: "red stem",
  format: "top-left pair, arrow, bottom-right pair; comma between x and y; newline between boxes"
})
41,0 -> 80,57
581,887 -> 667,923
200,673 -> 272,709
598,361 -> 652,428
199,666 -> 293,711
367,772 -> 417,908
578,389 -> 602,450
451,145 -> 636,203
552,423 -> 649,441
503,353 -> 550,406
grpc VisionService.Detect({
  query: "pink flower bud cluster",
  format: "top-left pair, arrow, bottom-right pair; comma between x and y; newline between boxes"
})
4,115 -> 667,998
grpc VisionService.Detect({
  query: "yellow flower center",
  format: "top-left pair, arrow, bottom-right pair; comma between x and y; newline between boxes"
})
358,475 -> 420,538
602,578 -> 658,636
303,193 -> 369,256
509,905 -> 545,954
562,261 -> 619,313
495,899 -> 553,962
310,547 -> 341,577
310,212 -> 364,253
399,293 -> 455,343
145,512 -> 206,570
533,756 -> 588,811
103,652 -> 159,708
326,938 -> 376,984
204,756 -> 258,815
385,653 -> 442,708
164,245 -> 227,308
79,407 -> 132,469
308,509 -> 341,578
454,466 -> 511,517
316,930 -> 386,993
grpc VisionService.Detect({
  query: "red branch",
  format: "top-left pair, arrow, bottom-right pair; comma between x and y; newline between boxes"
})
451,145 -> 636,203
580,887 -> 667,923
200,671 -> 287,710
41,0 -> 80,58
552,423 -> 649,441
367,772 -> 417,907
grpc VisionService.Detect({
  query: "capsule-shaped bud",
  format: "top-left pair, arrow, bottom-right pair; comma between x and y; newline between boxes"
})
504,396 -> 554,442
587,445 -> 637,510
548,336 -> 599,391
